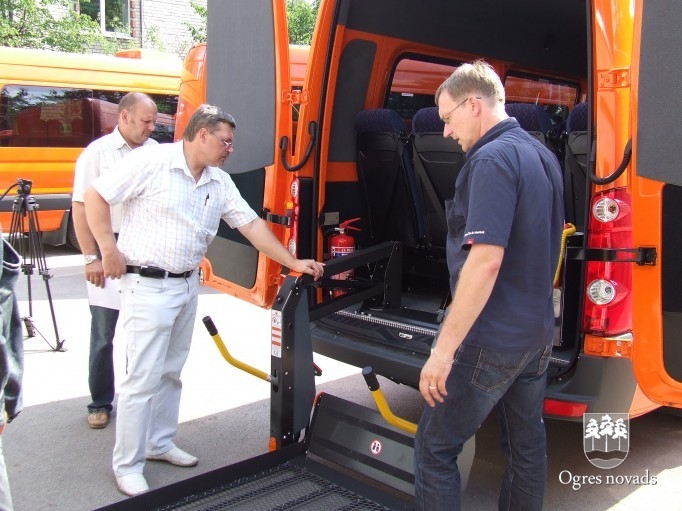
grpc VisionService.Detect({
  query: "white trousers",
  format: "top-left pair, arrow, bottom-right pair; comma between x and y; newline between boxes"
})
112,272 -> 199,477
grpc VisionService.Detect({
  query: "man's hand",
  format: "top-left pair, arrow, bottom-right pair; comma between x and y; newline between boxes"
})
290,259 -> 325,281
419,351 -> 453,407
85,259 -> 107,288
101,249 -> 127,279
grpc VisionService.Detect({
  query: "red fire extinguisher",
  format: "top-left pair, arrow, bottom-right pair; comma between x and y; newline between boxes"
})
328,218 -> 361,297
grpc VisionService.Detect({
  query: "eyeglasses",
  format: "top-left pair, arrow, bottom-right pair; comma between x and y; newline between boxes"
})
209,131 -> 234,150
440,96 -> 482,124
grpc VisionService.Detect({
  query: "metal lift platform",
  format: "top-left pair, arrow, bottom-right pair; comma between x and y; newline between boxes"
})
96,242 -> 474,511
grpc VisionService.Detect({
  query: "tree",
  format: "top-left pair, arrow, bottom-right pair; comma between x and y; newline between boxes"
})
183,2 -> 206,44
185,0 -> 319,47
286,0 -> 319,45
0,0 -> 104,52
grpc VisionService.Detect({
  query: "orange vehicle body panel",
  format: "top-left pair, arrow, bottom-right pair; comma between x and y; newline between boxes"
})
0,46 -> 181,243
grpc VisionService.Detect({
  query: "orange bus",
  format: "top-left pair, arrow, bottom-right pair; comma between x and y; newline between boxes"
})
192,0 -> 682,421
0,47 -> 181,247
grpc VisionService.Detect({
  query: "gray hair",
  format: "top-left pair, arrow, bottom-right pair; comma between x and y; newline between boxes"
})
183,104 -> 236,141
435,59 -> 505,106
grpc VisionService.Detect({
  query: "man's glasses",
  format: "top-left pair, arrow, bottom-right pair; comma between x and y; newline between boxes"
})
210,131 -> 234,150
440,96 -> 482,124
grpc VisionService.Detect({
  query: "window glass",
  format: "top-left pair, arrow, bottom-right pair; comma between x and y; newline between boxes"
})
386,58 -> 457,123
81,0 -> 131,35
0,85 -> 177,147
504,74 -> 579,126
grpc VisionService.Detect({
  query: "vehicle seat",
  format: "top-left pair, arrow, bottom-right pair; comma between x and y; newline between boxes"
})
564,102 -> 589,231
505,103 -> 554,146
355,109 -> 424,248
411,107 -> 465,255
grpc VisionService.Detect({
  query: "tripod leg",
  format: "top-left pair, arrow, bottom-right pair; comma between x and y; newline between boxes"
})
27,206 -> 66,351
8,197 -> 37,338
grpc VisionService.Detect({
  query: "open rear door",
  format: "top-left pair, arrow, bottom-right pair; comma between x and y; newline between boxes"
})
203,0 -> 292,307
630,0 -> 682,407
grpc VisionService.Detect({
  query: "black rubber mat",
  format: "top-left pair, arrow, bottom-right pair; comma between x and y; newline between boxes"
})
153,462 -> 390,511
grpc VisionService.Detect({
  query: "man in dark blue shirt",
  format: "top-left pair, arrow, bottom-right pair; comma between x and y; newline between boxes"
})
414,60 -> 564,511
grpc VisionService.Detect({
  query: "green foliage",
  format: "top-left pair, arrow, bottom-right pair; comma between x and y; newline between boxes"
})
184,2 -> 207,44
184,0 -> 319,46
0,0 -> 103,52
286,0 -> 319,45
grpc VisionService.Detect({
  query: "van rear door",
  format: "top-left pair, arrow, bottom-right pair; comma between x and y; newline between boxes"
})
203,0 -> 293,307
630,0 -> 682,406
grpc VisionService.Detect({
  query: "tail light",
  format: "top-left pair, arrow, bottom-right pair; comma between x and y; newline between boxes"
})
582,188 -> 632,336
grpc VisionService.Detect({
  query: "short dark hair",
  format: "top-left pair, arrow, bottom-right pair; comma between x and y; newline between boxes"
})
183,104 -> 237,141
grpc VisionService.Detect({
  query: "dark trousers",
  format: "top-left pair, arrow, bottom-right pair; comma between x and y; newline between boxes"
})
87,305 -> 119,413
415,343 -> 551,511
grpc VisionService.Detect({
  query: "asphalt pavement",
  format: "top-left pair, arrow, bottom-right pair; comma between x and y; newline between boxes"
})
3,244 -> 682,511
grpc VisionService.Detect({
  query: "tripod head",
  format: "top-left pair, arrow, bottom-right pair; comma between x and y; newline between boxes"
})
16,178 -> 33,197
12,179 -> 37,214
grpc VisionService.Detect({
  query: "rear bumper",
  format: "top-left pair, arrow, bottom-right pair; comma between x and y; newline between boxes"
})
0,193 -> 72,212
544,354 -> 640,420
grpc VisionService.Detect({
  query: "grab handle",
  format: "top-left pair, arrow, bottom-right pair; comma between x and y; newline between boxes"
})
202,316 -> 278,386
362,366 -> 417,435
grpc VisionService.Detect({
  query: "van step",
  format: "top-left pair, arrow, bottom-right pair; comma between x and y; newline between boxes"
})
318,310 -> 435,348
155,462 -> 390,510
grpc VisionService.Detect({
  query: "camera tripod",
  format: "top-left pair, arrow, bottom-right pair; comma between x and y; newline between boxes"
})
6,179 -> 65,351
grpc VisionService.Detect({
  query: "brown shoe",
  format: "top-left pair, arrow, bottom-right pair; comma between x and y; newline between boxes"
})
88,410 -> 110,429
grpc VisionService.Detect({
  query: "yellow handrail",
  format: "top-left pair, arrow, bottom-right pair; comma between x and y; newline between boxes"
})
202,316 -> 276,385
554,223 -> 577,287
362,367 -> 418,435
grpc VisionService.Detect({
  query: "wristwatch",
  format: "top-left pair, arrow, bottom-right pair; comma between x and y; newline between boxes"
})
84,254 -> 100,265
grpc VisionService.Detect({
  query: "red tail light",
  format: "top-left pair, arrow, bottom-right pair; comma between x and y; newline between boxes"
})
582,188 -> 633,336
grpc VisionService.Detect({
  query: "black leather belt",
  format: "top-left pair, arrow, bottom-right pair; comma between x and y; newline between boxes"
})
126,265 -> 194,279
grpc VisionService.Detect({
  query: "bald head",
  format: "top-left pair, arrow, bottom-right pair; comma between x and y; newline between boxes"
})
117,92 -> 158,148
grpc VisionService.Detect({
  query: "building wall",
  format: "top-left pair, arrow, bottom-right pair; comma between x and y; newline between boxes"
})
139,0 -> 206,57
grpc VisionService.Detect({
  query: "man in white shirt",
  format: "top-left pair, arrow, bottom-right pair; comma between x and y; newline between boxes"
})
84,104 -> 324,497
72,92 -> 159,430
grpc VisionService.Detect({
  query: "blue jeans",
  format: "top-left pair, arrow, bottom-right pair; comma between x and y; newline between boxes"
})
414,343 -> 551,511
88,305 -> 119,413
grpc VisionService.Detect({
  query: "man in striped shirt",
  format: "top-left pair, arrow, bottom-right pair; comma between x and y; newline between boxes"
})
84,104 -> 324,497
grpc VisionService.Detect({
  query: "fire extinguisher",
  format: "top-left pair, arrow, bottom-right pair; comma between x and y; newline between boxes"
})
328,218 -> 361,297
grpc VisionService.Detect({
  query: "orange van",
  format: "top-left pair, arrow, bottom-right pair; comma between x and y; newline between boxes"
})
191,0 -> 682,421
0,46 -> 180,246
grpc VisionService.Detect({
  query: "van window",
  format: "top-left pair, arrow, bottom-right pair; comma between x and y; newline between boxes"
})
504,74 -> 579,125
385,58 -> 457,122
0,85 -> 178,148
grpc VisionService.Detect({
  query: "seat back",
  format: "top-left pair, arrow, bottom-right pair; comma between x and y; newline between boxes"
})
564,102 -> 589,231
355,109 -> 424,247
505,103 -> 553,146
411,107 -> 465,254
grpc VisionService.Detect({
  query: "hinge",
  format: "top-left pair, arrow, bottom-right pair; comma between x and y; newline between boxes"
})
282,89 -> 309,105
262,208 -> 291,227
566,246 -> 657,266
598,68 -> 630,89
